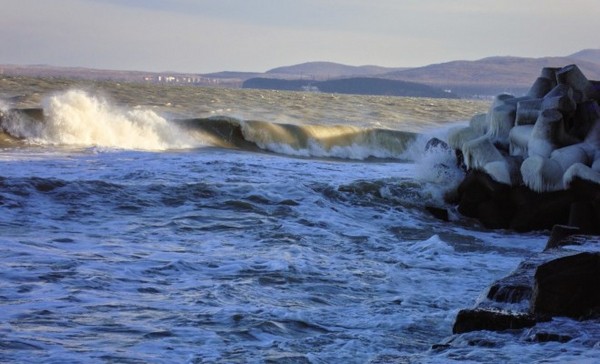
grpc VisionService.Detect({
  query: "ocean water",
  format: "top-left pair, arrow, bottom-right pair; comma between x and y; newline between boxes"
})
0,80 -> 599,363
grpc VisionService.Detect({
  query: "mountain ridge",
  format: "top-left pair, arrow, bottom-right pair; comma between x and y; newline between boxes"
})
250,50 -> 600,96
2,49 -> 600,97
568,49 -> 600,64
265,61 -> 408,79
381,55 -> 600,96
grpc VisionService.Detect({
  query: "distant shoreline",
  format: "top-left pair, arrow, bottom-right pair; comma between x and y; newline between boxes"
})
1,49 -> 599,98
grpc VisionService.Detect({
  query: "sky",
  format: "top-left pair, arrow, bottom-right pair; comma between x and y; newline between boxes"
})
1,0 -> 599,74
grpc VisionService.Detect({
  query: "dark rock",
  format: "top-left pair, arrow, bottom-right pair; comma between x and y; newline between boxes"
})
477,199 -> 512,229
567,176 -> 600,201
425,205 -> 449,222
568,201 -> 597,233
454,167 -> 599,232
531,252 -> 600,319
454,149 -> 466,172
424,137 -> 450,152
594,200 -> 600,234
484,255 -> 549,305
453,170 -> 600,232
456,171 -> 491,218
545,224 -> 581,250
509,187 -> 572,232
487,282 -> 531,304
453,309 -> 538,334
457,170 -> 512,224
453,234 -> 600,336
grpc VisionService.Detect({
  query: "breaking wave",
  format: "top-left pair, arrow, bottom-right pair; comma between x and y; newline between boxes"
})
0,89 -> 419,159
0,90 -> 202,150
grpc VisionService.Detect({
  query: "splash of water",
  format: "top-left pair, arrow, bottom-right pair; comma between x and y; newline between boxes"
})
4,90 -> 204,150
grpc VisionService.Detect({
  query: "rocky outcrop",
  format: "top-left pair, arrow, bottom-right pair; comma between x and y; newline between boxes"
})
442,64 -> 600,232
453,309 -> 539,334
451,169 -> 600,232
531,251 -> 600,318
452,229 -> 600,335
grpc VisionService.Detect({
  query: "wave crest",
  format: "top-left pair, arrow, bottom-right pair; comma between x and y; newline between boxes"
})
1,89 -> 419,159
2,90 -> 204,150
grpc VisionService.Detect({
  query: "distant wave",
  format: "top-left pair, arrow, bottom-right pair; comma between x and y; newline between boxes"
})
0,89 -> 418,160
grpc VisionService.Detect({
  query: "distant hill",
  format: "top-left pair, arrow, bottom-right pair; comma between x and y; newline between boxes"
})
0,64 -> 245,87
383,55 -> 600,96
568,49 -> 600,65
265,61 -> 407,80
242,77 -> 458,98
259,51 -> 600,97
4,48 -> 600,98
201,71 -> 263,79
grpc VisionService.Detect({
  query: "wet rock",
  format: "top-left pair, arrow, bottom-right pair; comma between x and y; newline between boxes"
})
487,278 -> 532,304
453,233 -> 600,336
509,187 -> 572,232
453,309 -> 538,334
531,252 -> 600,319
568,201 -> 597,233
453,169 -> 600,233
456,170 -> 513,228
425,205 -> 449,222
544,224 -> 582,250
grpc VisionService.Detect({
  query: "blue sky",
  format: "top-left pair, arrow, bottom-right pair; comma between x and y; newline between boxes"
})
2,0 -> 599,73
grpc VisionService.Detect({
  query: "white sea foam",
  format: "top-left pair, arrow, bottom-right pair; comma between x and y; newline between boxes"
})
413,134 -> 465,204
4,90 -> 205,150
0,99 -> 9,112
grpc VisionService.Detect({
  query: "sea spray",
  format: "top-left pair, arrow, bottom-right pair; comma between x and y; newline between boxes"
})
413,133 -> 466,205
3,90 -> 206,150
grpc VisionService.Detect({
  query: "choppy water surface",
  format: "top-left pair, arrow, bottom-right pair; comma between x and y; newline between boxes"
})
0,77 -> 598,363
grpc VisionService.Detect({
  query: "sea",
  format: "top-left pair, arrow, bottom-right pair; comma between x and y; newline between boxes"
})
0,78 -> 598,363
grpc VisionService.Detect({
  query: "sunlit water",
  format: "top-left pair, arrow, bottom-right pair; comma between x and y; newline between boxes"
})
0,78 -> 598,363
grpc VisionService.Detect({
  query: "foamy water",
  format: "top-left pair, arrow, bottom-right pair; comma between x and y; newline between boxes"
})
1,90 -> 204,150
0,79 -> 598,363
